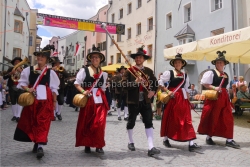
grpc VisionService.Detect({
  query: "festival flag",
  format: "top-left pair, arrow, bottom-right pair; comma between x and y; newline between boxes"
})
74,43 -> 80,56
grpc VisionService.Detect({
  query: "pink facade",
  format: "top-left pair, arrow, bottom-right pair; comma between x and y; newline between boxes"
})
85,5 -> 108,65
49,36 -> 60,56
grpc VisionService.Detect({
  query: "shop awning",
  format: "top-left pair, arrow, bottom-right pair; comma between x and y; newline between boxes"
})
164,26 -> 250,64
101,63 -> 129,72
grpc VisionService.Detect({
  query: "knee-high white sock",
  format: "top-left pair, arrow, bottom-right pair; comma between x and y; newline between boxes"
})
11,105 -> 17,117
189,140 -> 194,146
112,100 -> 116,108
38,144 -> 43,148
206,135 -> 211,140
17,105 -> 23,117
14,104 -> 19,117
117,108 -> 121,117
124,106 -> 128,118
127,129 -> 134,144
227,139 -> 233,142
145,128 -> 154,150
163,136 -> 169,141
57,105 -> 62,115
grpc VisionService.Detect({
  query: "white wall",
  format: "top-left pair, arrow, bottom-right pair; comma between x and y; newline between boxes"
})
107,0 -> 156,70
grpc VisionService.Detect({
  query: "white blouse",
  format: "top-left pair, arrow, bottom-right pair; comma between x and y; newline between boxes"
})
200,71 -> 214,85
74,67 -> 108,104
158,70 -> 190,93
17,66 -> 60,100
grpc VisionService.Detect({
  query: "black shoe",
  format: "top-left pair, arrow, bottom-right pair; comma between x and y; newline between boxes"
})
36,147 -> 44,159
189,143 -> 202,152
128,143 -> 136,151
206,138 -> 216,145
32,143 -> 38,153
118,117 -> 121,121
163,140 -> 171,148
226,140 -> 240,149
16,117 -> 20,122
11,116 -> 16,121
107,112 -> 112,116
148,147 -> 160,156
56,113 -> 62,121
124,117 -> 128,121
96,148 -> 104,154
84,147 -> 91,153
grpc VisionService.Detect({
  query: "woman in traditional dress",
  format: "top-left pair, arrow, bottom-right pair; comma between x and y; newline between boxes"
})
158,53 -> 201,152
198,51 -> 240,149
74,46 -> 109,154
14,45 -> 60,159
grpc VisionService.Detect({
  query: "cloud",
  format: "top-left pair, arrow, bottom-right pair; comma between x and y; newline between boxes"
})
40,36 -> 51,48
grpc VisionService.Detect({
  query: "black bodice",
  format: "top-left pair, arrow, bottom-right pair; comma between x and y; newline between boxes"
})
29,66 -> 50,86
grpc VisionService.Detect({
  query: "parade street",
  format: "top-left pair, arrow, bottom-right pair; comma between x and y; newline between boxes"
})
1,106 -> 250,167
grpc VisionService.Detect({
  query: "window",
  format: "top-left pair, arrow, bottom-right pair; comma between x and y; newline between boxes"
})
36,44 -> 40,51
178,38 -> 193,45
8,11 -> 10,25
111,35 -> 114,45
147,45 -> 152,57
111,13 -> 115,23
98,43 -> 102,50
165,44 -> 173,48
128,3 -> 132,14
29,36 -> 33,46
136,23 -> 141,35
14,20 -> 23,33
116,53 -> 121,63
13,48 -> 22,57
111,55 -> 114,64
211,0 -> 222,11
117,34 -> 122,42
127,28 -> 131,39
211,28 -> 224,36
102,41 -> 106,50
166,13 -> 172,29
137,0 -> 142,8
148,18 -> 153,31
87,49 -> 91,54
82,50 -> 84,59
184,3 -> 192,23
119,8 -> 123,19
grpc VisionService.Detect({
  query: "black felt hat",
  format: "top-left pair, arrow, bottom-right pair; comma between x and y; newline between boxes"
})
169,53 -> 187,67
51,57 -> 62,64
211,51 -> 229,65
117,66 -> 127,72
11,57 -> 23,65
130,45 -> 150,60
33,45 -> 55,63
86,45 -> 105,63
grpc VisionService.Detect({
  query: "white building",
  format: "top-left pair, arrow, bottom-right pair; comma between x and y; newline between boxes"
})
1,0 -> 31,71
57,31 -> 85,74
107,0 -> 156,70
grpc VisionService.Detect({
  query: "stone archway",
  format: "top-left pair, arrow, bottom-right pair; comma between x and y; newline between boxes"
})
197,69 -> 210,93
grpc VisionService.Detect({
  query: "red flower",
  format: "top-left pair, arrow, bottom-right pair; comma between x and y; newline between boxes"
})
93,73 -> 99,79
176,73 -> 183,76
143,50 -> 147,54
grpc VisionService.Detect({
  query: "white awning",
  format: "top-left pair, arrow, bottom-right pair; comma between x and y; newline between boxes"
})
164,26 -> 250,64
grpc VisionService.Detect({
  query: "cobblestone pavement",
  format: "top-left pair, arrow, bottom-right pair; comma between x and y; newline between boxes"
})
1,105 -> 250,167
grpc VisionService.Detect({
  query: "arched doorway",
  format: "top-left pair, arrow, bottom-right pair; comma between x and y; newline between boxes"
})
197,69 -> 210,93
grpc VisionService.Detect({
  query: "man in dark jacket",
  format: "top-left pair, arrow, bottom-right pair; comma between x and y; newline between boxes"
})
122,46 -> 160,156
51,57 -> 69,121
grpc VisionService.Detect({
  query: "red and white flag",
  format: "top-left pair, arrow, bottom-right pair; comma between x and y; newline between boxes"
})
74,43 -> 80,56
52,52 -> 58,56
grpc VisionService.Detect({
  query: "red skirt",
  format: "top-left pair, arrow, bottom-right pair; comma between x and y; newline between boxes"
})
14,87 -> 54,144
198,89 -> 233,139
161,88 -> 196,142
75,89 -> 109,148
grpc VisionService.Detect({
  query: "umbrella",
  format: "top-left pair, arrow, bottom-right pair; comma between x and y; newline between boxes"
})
164,26 -> 250,64
101,63 -> 129,72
